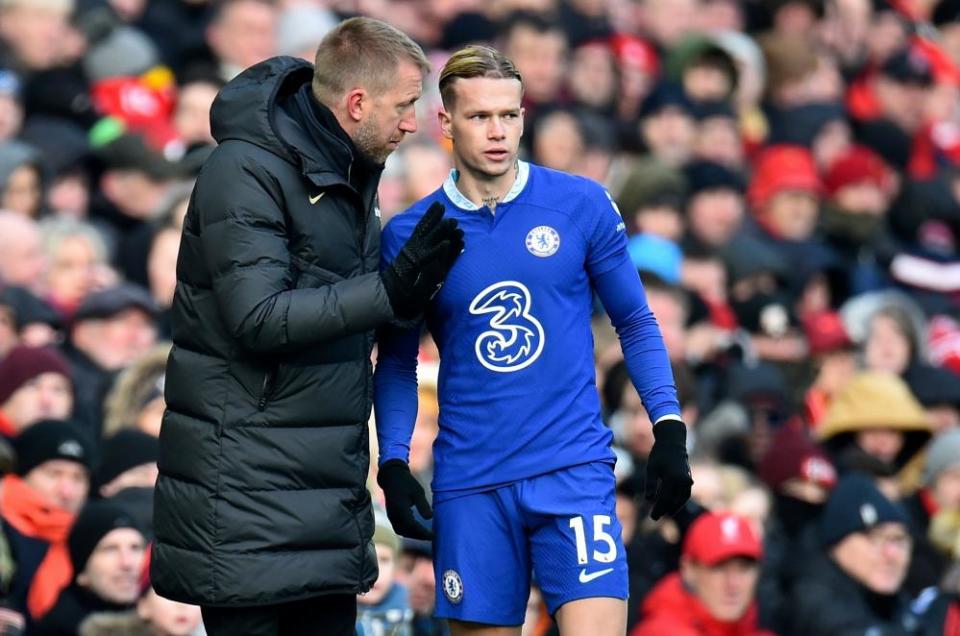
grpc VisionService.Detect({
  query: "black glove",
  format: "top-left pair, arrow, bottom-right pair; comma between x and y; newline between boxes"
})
377,459 -> 433,540
645,419 -> 693,521
382,202 -> 464,320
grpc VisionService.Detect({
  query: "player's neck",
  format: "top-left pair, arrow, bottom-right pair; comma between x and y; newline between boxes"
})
454,160 -> 518,213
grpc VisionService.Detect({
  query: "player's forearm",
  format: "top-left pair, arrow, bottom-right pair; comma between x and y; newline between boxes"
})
373,329 -> 421,463
594,262 -> 681,422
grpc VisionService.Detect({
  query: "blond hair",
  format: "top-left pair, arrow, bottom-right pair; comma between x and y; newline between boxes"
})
312,17 -> 429,105
438,45 -> 522,108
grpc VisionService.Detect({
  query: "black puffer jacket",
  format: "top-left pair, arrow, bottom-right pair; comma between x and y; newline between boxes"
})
152,57 -> 394,606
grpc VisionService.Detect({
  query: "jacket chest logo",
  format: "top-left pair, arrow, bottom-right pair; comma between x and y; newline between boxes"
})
308,191 -> 325,205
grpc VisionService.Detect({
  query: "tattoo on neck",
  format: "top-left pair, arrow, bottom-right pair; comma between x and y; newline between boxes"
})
483,196 -> 499,212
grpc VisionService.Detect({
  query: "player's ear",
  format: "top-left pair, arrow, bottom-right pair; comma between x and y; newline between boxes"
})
519,106 -> 526,138
438,108 -> 453,141
345,88 -> 367,123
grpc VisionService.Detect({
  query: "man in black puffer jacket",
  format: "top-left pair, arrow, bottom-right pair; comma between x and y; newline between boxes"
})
151,17 -> 463,636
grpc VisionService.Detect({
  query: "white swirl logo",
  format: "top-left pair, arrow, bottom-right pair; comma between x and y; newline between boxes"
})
468,281 -> 545,373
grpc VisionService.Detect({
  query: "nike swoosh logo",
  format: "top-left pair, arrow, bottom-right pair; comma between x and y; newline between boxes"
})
309,192 -> 325,204
579,568 -> 614,583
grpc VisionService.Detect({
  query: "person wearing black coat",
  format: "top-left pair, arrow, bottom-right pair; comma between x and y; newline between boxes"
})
789,474 -> 921,636
151,17 -> 464,636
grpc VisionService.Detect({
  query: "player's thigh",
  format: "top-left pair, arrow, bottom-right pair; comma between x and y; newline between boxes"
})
449,620 -> 522,636
523,461 -> 628,616
433,488 -> 530,626
554,597 -> 627,636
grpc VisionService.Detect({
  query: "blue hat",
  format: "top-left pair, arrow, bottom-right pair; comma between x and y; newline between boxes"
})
818,473 -> 909,547
627,234 -> 682,284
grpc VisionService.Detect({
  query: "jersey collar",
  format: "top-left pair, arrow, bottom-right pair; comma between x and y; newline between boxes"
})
442,160 -> 530,211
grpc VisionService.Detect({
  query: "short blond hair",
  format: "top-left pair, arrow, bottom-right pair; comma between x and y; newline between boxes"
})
438,45 -> 522,109
312,17 -> 429,105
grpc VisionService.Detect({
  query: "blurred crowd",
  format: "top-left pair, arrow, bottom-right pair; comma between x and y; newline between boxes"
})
0,0 -> 959,634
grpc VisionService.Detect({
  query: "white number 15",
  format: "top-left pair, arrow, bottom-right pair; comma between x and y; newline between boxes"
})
569,515 -> 617,565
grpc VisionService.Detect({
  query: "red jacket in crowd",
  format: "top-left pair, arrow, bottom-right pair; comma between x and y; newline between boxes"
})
630,573 -> 774,636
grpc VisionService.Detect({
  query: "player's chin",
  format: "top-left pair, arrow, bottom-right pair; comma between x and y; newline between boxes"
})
477,155 -> 515,176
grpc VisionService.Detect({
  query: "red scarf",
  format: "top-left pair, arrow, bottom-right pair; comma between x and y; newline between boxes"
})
0,475 -> 75,620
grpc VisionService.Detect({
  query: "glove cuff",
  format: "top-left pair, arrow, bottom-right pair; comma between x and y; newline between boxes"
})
652,419 -> 687,446
377,459 -> 411,486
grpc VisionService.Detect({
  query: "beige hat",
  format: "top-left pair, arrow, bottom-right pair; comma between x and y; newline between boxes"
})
818,371 -> 932,466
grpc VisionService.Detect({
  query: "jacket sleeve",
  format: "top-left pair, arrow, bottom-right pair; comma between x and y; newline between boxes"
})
197,152 -> 394,353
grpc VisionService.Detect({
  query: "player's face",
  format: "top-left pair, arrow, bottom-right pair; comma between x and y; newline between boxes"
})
439,77 -> 524,179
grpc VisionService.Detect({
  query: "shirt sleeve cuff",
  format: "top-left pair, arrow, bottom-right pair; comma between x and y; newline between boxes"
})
654,414 -> 682,424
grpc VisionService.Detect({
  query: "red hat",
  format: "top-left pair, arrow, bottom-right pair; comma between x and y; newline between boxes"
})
610,34 -> 659,75
683,512 -> 762,566
0,345 -> 72,407
803,311 -> 854,356
824,145 -> 895,197
748,145 -> 822,210
758,423 -> 837,492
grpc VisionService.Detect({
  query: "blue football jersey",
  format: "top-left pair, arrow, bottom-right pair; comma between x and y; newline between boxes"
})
376,161 -> 678,496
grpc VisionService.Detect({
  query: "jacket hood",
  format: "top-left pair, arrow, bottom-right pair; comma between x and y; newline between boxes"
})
817,371 -> 932,467
818,372 -> 931,438
210,56 -> 354,185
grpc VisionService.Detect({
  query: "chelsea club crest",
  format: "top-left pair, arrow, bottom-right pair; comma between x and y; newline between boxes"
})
525,226 -> 560,257
442,570 -> 464,604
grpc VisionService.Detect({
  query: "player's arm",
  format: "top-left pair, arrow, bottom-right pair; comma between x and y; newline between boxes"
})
196,151 -> 395,353
372,218 -> 435,540
582,183 -> 692,520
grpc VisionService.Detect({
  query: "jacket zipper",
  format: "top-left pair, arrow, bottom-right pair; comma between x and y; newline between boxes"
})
258,367 -> 277,411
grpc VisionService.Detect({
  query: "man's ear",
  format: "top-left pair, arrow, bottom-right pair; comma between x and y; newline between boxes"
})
345,88 -> 368,123
438,108 -> 453,140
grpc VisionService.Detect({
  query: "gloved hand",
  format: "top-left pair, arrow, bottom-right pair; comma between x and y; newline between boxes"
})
382,202 -> 464,320
377,459 -> 434,540
645,419 -> 693,521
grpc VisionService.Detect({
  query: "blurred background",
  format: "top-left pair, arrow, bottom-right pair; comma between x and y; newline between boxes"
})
2,0 -> 960,634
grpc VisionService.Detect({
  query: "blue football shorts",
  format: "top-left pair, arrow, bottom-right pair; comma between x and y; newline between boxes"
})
432,460 -> 628,626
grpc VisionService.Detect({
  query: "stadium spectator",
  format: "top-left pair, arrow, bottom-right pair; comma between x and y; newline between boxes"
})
0,345 -> 72,437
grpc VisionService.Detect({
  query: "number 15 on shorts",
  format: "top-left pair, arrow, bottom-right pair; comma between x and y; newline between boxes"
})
569,515 -> 618,566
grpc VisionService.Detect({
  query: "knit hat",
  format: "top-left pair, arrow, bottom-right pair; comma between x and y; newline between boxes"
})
0,345 -> 72,407
824,145 -> 895,197
683,512 -> 762,565
881,47 -> 934,86
83,25 -> 158,82
923,429 -> 960,486
13,419 -> 94,476
609,34 -> 658,75
748,145 -> 822,211
639,82 -> 694,119
803,311 -> 854,355
372,507 -> 399,554
92,430 -> 158,493
905,365 -> 960,409
684,160 -> 746,196
68,501 -> 142,572
758,424 -> 837,492
818,473 -> 908,547
73,283 -> 157,323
